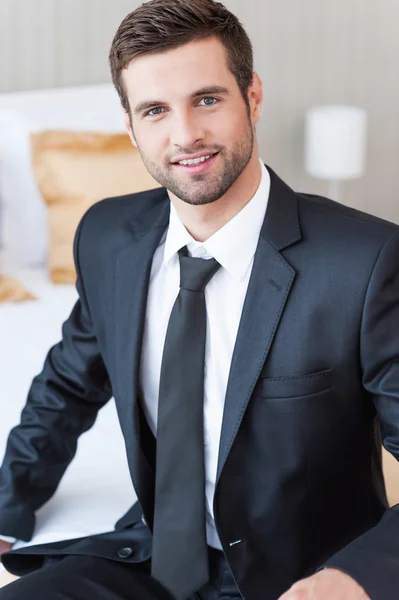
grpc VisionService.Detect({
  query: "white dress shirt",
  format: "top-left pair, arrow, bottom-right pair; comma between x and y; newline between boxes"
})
139,159 -> 270,549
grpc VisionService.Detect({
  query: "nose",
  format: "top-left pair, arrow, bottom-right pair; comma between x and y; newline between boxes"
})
169,109 -> 205,149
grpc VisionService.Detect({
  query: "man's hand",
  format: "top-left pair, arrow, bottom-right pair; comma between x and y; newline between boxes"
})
0,540 -> 13,556
278,568 -> 370,599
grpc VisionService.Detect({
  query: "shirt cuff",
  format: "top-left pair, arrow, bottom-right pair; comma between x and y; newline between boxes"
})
0,535 -> 16,544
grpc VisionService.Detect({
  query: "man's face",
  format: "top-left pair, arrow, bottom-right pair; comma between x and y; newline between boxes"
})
122,37 -> 259,206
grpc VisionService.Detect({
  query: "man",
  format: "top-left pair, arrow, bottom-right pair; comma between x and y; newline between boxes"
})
0,0 -> 398,598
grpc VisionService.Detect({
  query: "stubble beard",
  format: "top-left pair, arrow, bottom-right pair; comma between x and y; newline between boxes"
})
135,121 -> 255,207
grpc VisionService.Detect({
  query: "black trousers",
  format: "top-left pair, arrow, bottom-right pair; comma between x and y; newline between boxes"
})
0,547 -> 241,600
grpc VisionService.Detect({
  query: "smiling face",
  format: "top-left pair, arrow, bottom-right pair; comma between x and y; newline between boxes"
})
122,36 -> 263,207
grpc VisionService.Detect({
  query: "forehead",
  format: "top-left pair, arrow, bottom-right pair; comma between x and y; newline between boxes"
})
123,37 -> 237,103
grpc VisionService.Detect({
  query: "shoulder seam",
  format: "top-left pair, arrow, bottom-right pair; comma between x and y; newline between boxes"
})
298,193 -> 398,233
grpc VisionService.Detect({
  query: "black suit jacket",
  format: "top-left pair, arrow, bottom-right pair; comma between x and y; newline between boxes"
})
1,167 -> 399,600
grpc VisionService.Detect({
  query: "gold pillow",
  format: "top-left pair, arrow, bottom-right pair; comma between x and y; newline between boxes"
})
31,131 -> 160,283
0,275 -> 36,303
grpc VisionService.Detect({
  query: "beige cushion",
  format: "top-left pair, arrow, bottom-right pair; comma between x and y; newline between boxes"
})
0,275 -> 36,303
31,131 -> 160,284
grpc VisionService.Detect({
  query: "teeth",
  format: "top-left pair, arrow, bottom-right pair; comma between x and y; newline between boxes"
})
178,154 -> 213,166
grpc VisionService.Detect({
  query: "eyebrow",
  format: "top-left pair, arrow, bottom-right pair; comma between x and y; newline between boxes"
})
133,86 -> 230,116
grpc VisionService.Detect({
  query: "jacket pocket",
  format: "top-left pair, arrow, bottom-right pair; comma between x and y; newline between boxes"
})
261,368 -> 333,399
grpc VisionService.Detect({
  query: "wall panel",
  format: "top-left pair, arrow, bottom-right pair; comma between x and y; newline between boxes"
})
0,0 -> 398,221
0,0 -> 56,90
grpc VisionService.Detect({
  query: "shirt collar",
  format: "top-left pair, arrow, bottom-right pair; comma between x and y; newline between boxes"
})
163,159 -> 271,280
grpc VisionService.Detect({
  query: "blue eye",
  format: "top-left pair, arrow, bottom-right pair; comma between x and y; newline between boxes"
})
147,107 -> 165,116
144,97 -> 218,118
200,97 -> 217,106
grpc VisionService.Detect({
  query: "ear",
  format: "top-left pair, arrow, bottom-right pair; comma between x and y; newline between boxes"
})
248,72 -> 264,125
122,107 -> 138,148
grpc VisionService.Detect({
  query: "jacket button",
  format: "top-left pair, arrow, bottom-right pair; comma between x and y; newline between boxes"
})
117,547 -> 133,559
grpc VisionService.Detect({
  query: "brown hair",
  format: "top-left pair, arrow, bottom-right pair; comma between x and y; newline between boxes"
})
109,0 -> 254,116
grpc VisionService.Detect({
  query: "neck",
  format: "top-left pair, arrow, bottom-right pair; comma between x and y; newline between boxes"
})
168,151 -> 262,243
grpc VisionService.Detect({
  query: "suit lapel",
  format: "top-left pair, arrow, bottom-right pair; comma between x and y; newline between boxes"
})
113,192 -> 169,520
216,168 -> 302,482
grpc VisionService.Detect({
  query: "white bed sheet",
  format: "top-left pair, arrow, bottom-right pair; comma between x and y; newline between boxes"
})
0,267 -> 135,567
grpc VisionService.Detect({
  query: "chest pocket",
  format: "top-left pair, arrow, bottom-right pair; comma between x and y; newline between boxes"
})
261,368 -> 333,399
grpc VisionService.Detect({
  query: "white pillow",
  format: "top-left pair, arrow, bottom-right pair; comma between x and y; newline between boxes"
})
0,84 -> 125,268
0,111 -> 48,267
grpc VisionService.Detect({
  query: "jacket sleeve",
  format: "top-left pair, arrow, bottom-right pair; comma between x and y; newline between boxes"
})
321,229 -> 399,599
0,211 -> 112,541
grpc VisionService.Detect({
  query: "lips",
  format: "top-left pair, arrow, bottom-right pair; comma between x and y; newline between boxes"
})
172,152 -> 218,174
172,152 -> 218,165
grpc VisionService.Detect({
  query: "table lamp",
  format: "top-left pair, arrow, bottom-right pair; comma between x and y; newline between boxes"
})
305,105 -> 368,202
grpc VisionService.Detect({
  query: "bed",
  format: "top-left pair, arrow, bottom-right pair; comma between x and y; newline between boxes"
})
0,266 -> 135,554
0,85 -> 136,577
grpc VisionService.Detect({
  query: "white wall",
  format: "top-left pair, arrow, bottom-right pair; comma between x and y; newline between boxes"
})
0,0 -> 134,89
0,0 -> 398,222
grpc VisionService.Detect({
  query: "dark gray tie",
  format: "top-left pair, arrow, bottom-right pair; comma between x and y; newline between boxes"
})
151,245 -> 221,600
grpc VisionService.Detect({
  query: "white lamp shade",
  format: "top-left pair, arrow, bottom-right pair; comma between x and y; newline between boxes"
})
305,105 -> 368,180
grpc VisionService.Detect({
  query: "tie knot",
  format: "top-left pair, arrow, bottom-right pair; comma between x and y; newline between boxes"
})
178,246 -> 221,292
